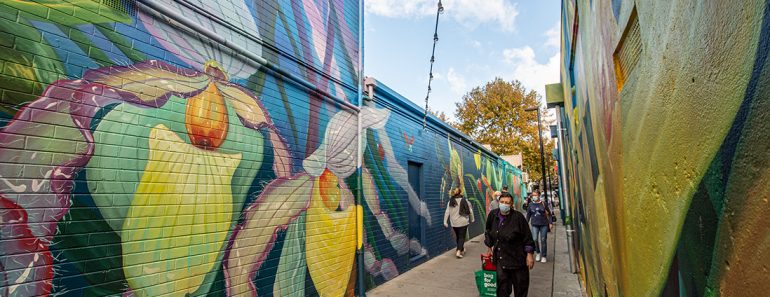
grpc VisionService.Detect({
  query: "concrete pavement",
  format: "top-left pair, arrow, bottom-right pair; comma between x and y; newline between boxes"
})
366,211 -> 584,297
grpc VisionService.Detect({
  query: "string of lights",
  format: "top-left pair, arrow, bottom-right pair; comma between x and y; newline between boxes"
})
424,0 -> 444,129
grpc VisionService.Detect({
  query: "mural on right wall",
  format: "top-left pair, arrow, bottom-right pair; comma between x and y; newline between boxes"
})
559,0 -> 770,296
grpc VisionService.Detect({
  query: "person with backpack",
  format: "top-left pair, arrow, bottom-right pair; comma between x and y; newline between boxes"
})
444,187 -> 475,258
526,191 -> 553,263
523,193 -> 532,210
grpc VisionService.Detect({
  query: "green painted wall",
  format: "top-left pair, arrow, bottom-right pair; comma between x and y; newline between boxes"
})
559,0 -> 770,296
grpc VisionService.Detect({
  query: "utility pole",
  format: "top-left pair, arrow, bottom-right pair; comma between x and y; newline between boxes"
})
524,106 -> 548,205
545,153 -> 552,206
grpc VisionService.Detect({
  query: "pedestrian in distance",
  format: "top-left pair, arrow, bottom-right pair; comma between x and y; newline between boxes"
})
485,192 -> 536,297
526,191 -> 553,263
443,187 -> 475,258
489,190 -> 502,214
523,193 -> 531,211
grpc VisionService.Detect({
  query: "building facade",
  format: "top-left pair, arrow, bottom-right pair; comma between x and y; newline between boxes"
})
0,1 -> 524,296
555,0 -> 770,296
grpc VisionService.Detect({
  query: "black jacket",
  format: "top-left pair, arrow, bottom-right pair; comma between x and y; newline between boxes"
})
484,209 -> 535,269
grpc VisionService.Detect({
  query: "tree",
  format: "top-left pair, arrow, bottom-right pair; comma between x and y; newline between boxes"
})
429,109 -> 463,130
454,77 -> 556,182
429,109 -> 452,123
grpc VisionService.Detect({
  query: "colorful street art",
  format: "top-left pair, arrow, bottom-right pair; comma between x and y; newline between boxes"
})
558,0 -> 770,296
364,81 -> 527,271
0,1 -> 525,296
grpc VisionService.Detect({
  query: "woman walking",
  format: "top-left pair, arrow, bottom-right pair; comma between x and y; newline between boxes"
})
526,191 -> 553,263
443,187 -> 475,258
485,192 -> 536,296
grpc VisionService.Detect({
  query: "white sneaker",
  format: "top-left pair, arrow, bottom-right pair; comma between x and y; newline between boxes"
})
535,253 -> 541,262
456,250 -> 462,258
541,257 -> 547,263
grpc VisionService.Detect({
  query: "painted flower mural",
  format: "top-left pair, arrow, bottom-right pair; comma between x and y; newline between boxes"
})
0,58 -> 291,296
0,1 -> 527,296
436,138 -> 464,208
137,0 -> 262,79
224,106 -> 424,296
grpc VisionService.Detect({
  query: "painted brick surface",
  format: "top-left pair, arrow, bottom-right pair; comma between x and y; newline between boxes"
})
558,0 -> 770,296
0,1 -> 523,296
361,82 -> 526,290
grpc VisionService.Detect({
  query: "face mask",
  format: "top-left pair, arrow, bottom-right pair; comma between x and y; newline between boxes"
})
499,204 -> 511,213
534,197 -> 541,202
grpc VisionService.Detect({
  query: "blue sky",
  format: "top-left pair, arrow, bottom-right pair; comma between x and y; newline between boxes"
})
364,0 -> 562,122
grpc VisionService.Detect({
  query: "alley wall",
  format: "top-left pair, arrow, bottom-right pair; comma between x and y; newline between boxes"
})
0,1 -> 523,296
558,0 -> 770,296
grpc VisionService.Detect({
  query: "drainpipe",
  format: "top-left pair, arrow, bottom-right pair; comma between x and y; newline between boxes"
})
356,0 -> 366,295
555,106 -> 577,274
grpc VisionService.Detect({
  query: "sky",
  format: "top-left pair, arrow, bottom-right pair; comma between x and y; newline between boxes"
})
363,0 -> 562,123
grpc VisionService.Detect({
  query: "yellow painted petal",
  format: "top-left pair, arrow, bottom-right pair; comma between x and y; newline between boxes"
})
306,180 -> 358,297
450,146 -> 464,189
121,124 -> 241,297
85,60 -> 211,103
619,2 -> 765,294
268,127 -> 293,178
216,82 -> 292,177
216,82 -> 270,128
357,205 -> 364,249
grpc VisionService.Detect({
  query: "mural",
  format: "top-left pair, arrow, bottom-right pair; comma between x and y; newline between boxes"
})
362,82 -> 527,288
558,0 -> 770,296
0,1 -> 524,296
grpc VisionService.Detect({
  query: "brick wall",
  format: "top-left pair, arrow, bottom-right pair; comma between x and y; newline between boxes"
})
0,1 -> 522,296
362,80 -> 526,290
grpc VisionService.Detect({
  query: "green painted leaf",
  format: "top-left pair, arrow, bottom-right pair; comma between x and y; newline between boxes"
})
53,193 -> 127,296
0,17 -> 65,114
273,214 -> 307,297
7,0 -> 131,25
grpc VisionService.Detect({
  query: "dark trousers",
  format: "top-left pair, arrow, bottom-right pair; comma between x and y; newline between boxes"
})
496,266 -> 529,297
452,226 -> 467,251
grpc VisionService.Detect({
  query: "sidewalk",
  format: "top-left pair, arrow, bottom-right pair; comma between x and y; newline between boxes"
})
366,212 -> 583,296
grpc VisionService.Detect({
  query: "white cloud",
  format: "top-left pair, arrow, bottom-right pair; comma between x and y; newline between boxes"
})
365,0 -> 519,32
446,67 -> 467,95
502,47 -> 534,63
365,0 -> 436,18
545,22 -> 560,49
501,46 -> 560,99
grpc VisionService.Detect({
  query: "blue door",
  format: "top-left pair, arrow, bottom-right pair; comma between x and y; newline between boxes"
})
407,161 -> 426,263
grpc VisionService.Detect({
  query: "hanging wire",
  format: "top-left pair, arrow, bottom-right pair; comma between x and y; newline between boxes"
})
424,0 -> 444,129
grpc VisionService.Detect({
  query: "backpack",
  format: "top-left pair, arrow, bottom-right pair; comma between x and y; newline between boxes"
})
459,197 -> 471,217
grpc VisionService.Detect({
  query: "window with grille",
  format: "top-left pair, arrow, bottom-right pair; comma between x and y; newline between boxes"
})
613,8 -> 641,92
